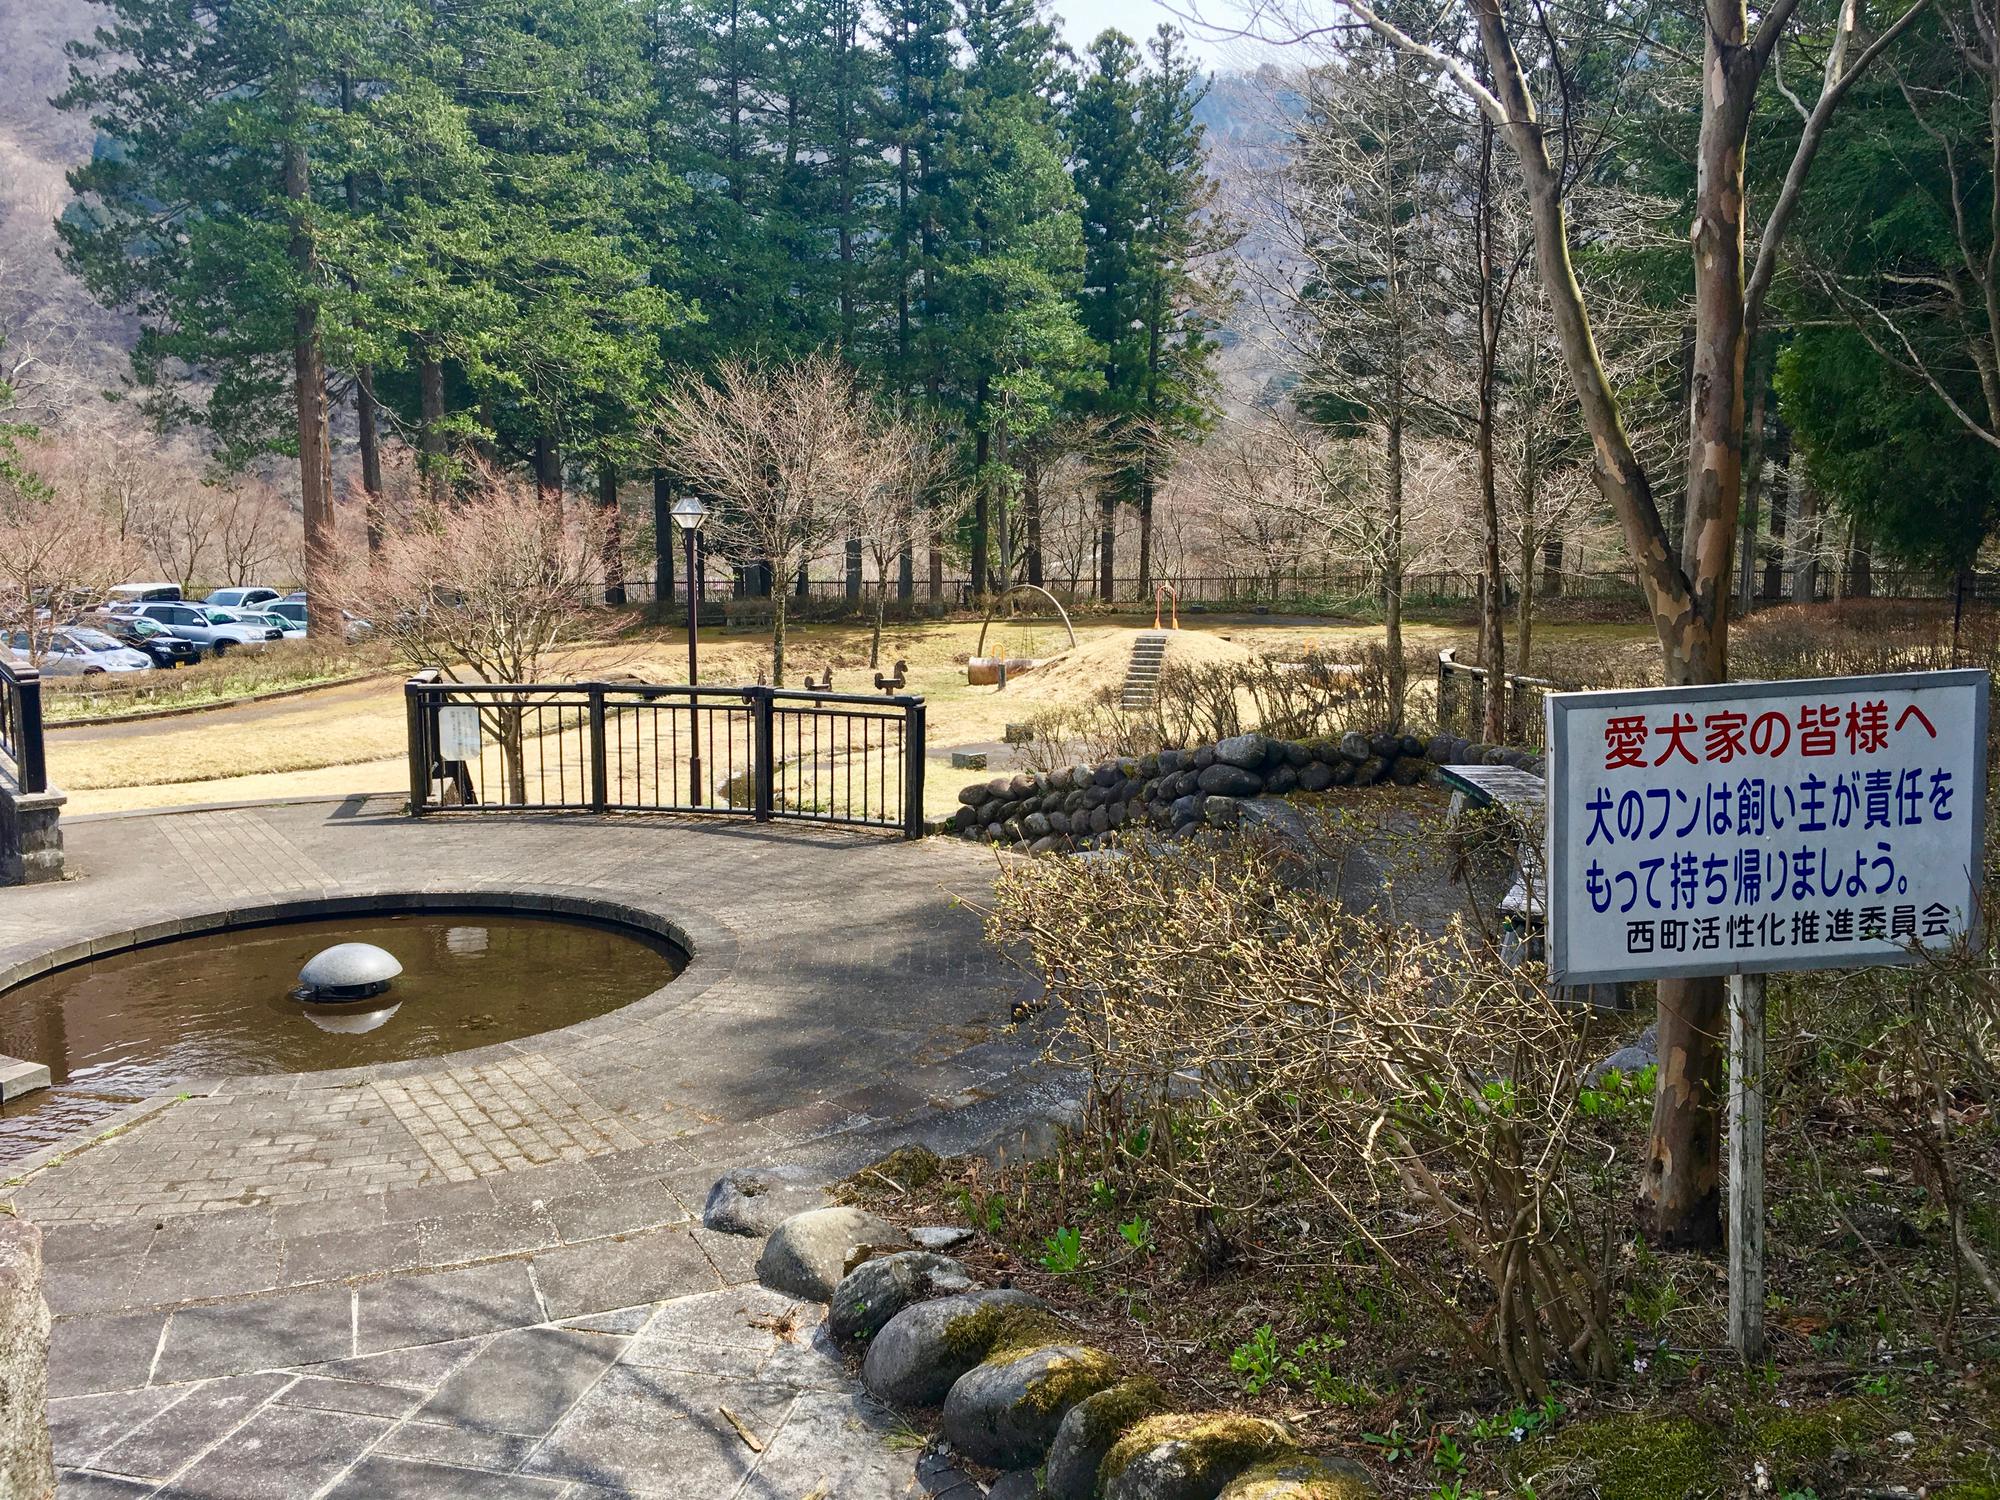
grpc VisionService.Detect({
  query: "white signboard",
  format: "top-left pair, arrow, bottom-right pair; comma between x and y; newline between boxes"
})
436,704 -> 483,763
1546,669 -> 1988,985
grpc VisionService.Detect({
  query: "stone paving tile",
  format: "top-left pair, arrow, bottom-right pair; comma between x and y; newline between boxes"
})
323,1455 -> 572,1499
416,1326 -> 628,1436
273,1373 -> 427,1419
369,1418 -> 542,1473
48,1387 -> 183,1469
354,1260 -> 543,1355
56,1472 -> 156,1499
48,1310 -> 169,1399
737,1391 -> 935,1500
301,1337 -> 486,1391
89,1372 -> 294,1486
521,1367 -> 796,1495
151,1404 -> 393,1500
530,1224 -> 721,1321
152,1289 -> 353,1384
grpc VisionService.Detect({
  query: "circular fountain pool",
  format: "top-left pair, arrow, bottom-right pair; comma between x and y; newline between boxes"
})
0,908 -> 686,1162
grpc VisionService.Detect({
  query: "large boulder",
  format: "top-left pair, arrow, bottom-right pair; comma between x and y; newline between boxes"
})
756,1207 -> 911,1301
860,1289 -> 1055,1409
1213,733 -> 1269,769
1296,762 -> 1335,794
1045,1378 -> 1169,1500
827,1252 -> 976,1350
988,1471 -> 1044,1500
702,1165 -> 830,1237
940,1343 -> 1120,1468
1217,1457 -> 1378,1498
1196,764 -> 1263,798
1336,731 -> 1371,763
1100,1413 -> 1297,1500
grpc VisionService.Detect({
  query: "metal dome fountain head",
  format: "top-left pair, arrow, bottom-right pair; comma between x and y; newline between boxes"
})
294,942 -> 403,1003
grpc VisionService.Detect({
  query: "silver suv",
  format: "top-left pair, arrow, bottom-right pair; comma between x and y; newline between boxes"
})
119,602 -> 282,656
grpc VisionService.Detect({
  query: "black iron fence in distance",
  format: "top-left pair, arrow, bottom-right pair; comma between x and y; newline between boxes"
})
404,673 -> 926,838
0,657 -> 47,794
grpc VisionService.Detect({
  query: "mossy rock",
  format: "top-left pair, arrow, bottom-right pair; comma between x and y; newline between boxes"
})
941,1343 -> 1121,1468
860,1288 -> 1053,1409
1517,1412 -> 1722,1500
1217,1456 -> 1378,1499
840,1144 -> 940,1208
1100,1412 -> 1298,1500
1045,1377 -> 1170,1500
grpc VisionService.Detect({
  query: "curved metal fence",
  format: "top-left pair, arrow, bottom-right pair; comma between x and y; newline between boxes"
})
404,674 -> 926,837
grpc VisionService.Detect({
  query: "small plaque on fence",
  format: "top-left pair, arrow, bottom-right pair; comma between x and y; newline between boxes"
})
437,705 -> 482,763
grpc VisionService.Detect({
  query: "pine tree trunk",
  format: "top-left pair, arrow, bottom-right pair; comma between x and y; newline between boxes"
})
419,351 -> 447,502
1846,524 -> 1872,597
1098,492 -> 1117,603
286,140 -> 337,639
1024,456 -> 1044,587
1795,475 -> 1820,603
1137,470 -> 1155,602
1763,427 -> 1788,602
1541,535 -> 1563,597
598,464 -> 626,606
356,367 -> 384,555
1383,410 -> 1406,729
536,432 -> 561,512
972,413 -> 990,596
652,469 -> 675,620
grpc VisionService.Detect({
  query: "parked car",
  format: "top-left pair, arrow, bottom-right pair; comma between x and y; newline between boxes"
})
205,586 -> 283,610
233,608 -> 306,641
5,627 -> 154,676
115,602 -> 281,655
105,582 -> 184,607
104,614 -> 205,668
264,599 -> 373,639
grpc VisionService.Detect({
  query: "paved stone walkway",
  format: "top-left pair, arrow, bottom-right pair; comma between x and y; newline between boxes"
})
0,799 -> 1045,1497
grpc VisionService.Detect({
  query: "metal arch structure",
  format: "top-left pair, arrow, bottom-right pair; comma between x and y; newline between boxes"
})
975,585 -> 1080,657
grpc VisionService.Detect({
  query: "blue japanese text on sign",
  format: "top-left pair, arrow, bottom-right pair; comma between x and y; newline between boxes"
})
1545,669 -> 1989,985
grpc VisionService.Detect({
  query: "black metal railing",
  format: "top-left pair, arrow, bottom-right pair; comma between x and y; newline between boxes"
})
404,674 -> 926,837
0,657 -> 47,795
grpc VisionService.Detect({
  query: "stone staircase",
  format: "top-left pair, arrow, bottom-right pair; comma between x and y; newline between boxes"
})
1119,631 -> 1172,709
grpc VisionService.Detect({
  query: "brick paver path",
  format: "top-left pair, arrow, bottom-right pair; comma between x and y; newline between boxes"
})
0,799 -> 1037,1498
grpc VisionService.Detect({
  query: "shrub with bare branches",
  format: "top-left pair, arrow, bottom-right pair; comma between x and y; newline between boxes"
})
988,819 -> 1623,1398
338,464 -> 602,802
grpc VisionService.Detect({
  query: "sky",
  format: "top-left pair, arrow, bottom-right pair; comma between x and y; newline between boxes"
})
1050,0 -> 1294,68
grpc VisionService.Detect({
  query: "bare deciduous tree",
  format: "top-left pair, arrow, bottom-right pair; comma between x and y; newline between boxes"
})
654,356 -> 883,687
852,408 -> 957,669
339,464 -> 603,803
0,477 -> 139,660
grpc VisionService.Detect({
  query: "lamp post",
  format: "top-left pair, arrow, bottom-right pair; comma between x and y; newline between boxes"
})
671,495 -> 709,806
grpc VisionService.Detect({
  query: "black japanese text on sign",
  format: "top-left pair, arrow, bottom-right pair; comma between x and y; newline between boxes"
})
1545,670 -> 1989,986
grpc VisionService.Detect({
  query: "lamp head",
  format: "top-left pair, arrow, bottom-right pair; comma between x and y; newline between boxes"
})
670,495 -> 709,534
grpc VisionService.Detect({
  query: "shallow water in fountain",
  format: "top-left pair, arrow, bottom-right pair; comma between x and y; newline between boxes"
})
0,910 -> 685,1162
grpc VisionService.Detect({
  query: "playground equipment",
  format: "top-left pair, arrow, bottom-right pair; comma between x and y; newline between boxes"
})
1153,583 -> 1181,631
970,584 -> 1080,687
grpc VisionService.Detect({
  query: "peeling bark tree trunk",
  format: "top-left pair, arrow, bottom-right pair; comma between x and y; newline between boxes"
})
286,141 -> 337,640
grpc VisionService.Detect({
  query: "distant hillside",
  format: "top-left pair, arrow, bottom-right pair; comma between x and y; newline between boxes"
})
0,0 -> 136,423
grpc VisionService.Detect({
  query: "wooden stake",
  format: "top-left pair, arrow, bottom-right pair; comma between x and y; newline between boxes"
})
1728,970 -> 1767,1362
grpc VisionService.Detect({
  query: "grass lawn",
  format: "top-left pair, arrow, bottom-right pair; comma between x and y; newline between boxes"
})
43,613 -> 1658,816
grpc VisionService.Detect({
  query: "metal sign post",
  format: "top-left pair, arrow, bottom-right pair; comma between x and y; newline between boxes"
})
1545,669 -> 1989,1360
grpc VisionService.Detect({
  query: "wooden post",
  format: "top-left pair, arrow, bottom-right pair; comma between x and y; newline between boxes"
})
1728,970 -> 1766,1362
